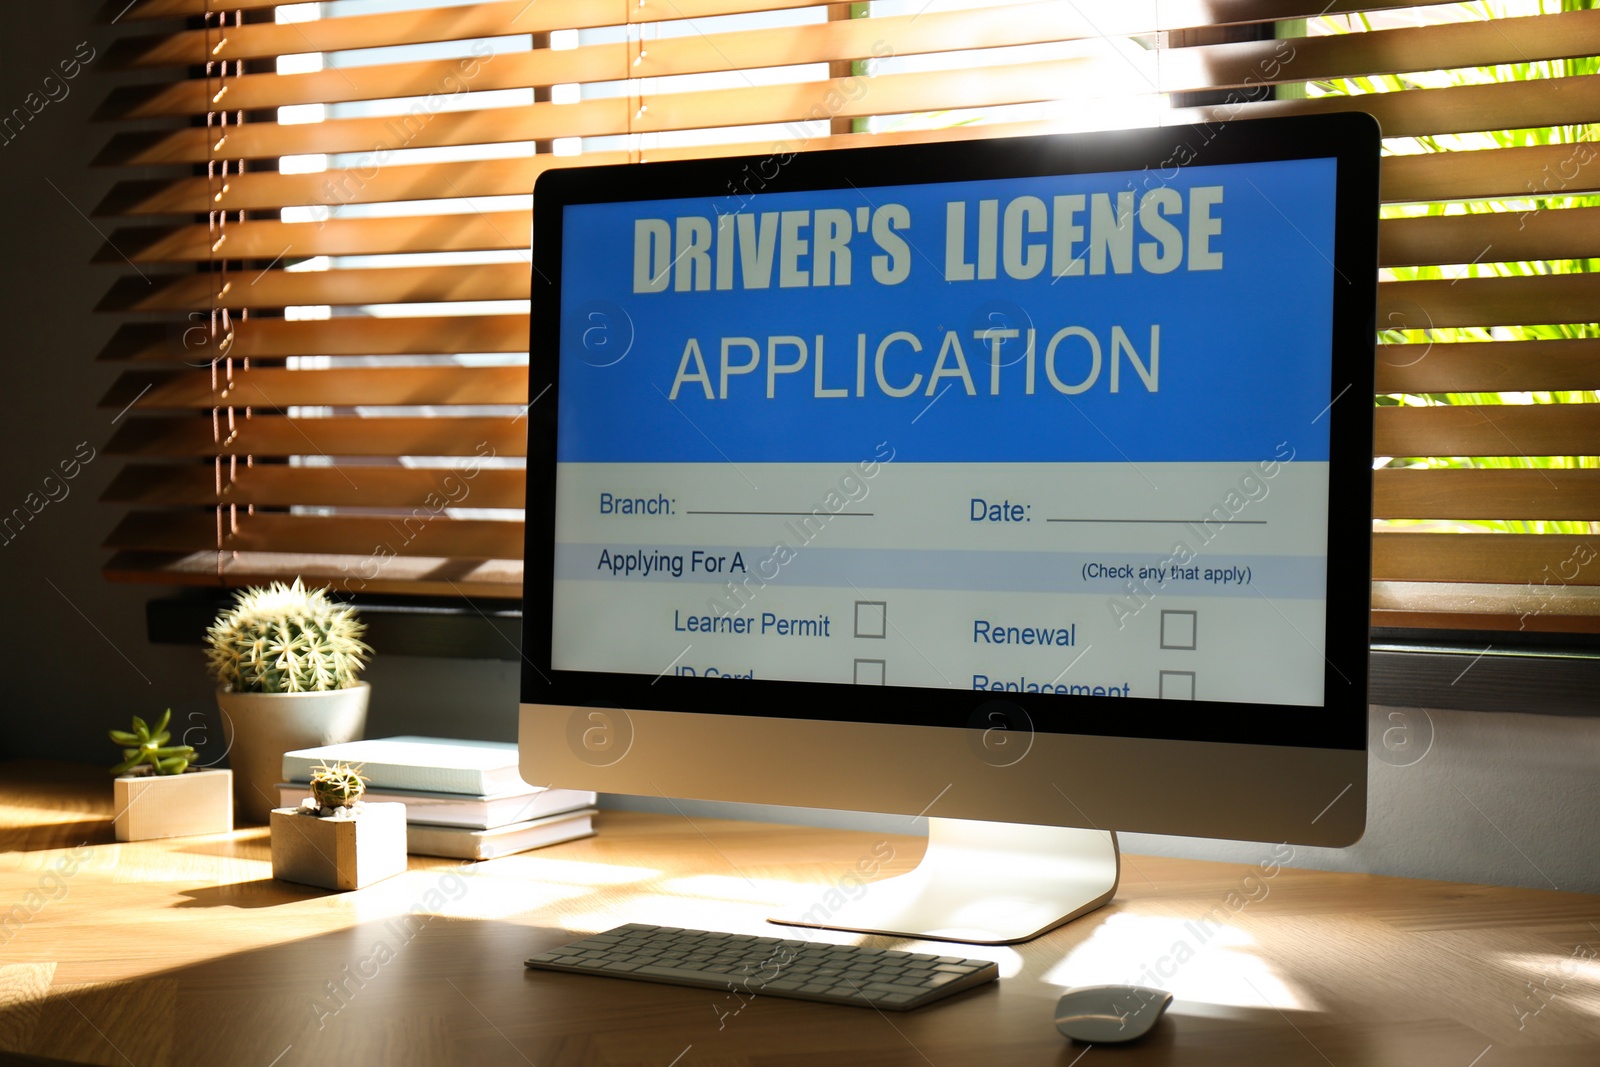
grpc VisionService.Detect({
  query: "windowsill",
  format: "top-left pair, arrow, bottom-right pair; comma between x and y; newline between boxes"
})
146,596 -> 1600,717
146,592 -> 522,662
1369,634 -> 1599,716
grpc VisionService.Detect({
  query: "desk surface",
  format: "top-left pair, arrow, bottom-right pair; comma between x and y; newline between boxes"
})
1,760 -> 1597,1066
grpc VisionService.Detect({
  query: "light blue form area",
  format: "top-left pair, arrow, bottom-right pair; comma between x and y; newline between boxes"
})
556,544 -> 1327,599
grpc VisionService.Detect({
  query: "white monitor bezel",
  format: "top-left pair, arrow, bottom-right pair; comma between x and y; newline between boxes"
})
520,115 -> 1377,847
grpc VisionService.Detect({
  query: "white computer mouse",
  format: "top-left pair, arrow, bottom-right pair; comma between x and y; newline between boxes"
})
1054,984 -> 1173,1043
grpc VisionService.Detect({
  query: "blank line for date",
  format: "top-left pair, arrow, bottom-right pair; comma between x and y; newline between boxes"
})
1046,518 -> 1266,525
686,510 -> 875,517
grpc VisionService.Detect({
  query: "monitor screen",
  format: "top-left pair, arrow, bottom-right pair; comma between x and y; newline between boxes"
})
551,157 -> 1336,710
522,115 -> 1375,852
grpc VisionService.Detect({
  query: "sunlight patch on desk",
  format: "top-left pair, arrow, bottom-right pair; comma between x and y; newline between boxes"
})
0,963 -> 56,1021
553,899 -> 780,935
661,874 -> 813,908
112,848 -> 267,885
489,857 -> 661,886
5,842 -> 112,879
1041,914 -> 1311,1011
0,802 -> 110,849
337,868 -> 591,923
1496,950 -> 1600,1016
0,801 -> 106,825
551,898 -> 870,938
441,877 -> 593,921
1498,951 -> 1600,984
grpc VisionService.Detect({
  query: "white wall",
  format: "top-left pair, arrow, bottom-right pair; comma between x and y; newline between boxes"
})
1127,703 -> 1600,894
607,703 -> 1600,895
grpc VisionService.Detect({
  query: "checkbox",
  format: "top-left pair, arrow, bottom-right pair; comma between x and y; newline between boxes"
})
1160,610 -> 1197,650
854,659 -> 886,685
1159,671 -> 1195,700
854,601 -> 887,639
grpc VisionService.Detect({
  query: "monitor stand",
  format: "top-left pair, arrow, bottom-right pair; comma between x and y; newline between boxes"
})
769,818 -> 1119,945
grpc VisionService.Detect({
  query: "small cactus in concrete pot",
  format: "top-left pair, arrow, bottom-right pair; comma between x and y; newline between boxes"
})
274,761 -> 405,890
306,761 -> 368,814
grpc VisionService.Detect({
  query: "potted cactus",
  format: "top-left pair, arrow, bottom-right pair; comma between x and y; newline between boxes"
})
270,761 -> 406,890
110,709 -> 233,841
207,578 -> 373,824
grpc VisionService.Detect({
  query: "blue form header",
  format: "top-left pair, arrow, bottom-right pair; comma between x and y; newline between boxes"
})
556,157 -> 1337,463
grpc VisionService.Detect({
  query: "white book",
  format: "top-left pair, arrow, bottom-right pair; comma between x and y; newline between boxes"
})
281,736 -> 530,796
405,809 -> 598,860
274,781 -> 597,830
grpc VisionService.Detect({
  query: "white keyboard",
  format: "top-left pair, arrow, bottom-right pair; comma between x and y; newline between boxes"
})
525,923 -> 998,1010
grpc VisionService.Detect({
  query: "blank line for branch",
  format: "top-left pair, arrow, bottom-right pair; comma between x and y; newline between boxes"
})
685,510 -> 874,517
1046,517 -> 1267,525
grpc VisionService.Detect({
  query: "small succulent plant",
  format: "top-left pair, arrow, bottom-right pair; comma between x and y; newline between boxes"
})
109,709 -> 197,776
308,761 -> 368,811
205,578 -> 371,693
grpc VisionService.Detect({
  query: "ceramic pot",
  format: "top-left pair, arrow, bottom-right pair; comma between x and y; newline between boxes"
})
270,801 -> 407,890
218,682 -> 370,824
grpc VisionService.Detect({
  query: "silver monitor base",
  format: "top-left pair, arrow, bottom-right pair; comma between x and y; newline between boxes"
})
769,818 -> 1119,945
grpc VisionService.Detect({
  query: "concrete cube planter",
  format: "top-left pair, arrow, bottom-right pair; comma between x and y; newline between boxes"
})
113,769 -> 233,842
270,801 -> 407,891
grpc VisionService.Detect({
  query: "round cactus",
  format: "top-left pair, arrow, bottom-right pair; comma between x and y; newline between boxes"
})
308,761 -> 368,810
110,708 -> 197,776
205,578 -> 370,693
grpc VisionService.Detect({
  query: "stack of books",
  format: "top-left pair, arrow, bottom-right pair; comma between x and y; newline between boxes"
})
277,736 -> 597,860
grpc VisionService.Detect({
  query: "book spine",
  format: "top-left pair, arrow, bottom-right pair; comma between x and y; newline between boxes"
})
275,786 -> 597,830
281,757 -> 495,795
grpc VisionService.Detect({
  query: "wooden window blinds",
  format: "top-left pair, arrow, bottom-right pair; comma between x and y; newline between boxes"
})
95,1 -> 1599,633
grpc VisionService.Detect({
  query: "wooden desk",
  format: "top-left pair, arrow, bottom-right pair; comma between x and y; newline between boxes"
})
2,761 -> 1597,1066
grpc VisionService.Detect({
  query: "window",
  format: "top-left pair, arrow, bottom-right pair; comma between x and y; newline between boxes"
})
97,0 -> 1598,640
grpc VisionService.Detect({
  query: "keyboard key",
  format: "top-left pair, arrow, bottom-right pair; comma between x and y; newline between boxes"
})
864,981 -> 929,997
638,964 -> 740,983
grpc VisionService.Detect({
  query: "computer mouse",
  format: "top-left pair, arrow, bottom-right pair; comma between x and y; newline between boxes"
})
1054,984 -> 1173,1043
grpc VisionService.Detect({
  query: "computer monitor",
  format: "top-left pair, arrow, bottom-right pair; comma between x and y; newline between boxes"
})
520,113 -> 1378,945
